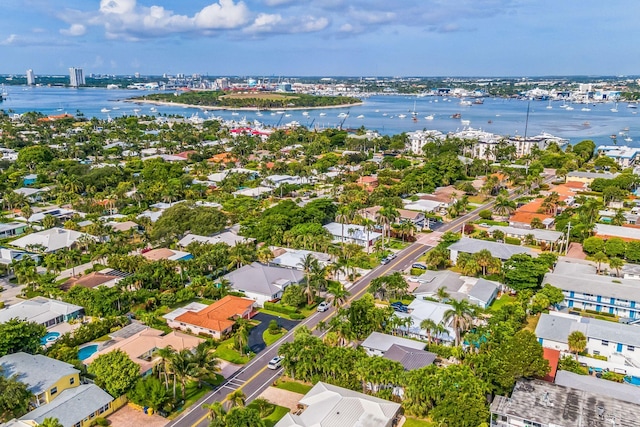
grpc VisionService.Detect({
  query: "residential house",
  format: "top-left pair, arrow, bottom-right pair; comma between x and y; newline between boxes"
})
382,344 -> 437,371
566,170 -> 619,185
28,207 -> 79,224
323,222 -> 382,248
544,261 -> 640,319
275,382 -> 402,427
447,237 -> 534,265
0,222 -> 28,239
177,231 -> 254,248
412,270 -> 499,309
554,370 -> 640,405
262,174 -> 308,188
594,223 -> 640,241
356,175 -> 379,192
269,248 -> 331,270
490,378 -> 640,427
392,299 -> 455,344
535,311 -> 640,366
22,174 -> 38,186
487,225 -> 564,247
10,228 -> 96,253
360,331 -> 426,356
359,206 -> 427,230
14,187 -> 50,203
223,262 -> 304,307
597,145 -> 640,168
0,247 -> 39,266
232,186 -> 273,198
0,297 -> 83,328
508,197 -> 555,229
0,353 -> 117,427
164,295 -> 255,339
84,324 -> 204,376
61,269 -> 127,291
141,248 -> 193,262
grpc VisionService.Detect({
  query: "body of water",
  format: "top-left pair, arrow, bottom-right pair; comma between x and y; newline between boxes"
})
2,86 -> 640,147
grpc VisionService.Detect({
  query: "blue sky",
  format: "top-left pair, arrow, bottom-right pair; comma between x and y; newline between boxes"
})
2,0 -> 638,76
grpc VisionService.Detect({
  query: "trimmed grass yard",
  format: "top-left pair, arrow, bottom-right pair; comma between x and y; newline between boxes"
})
524,313 -> 541,333
213,337 -> 252,364
403,416 -> 437,427
263,329 -> 286,346
490,293 -> 517,312
273,378 -> 313,395
246,401 -> 290,427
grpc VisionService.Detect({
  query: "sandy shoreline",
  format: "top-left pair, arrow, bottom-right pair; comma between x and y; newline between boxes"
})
121,98 -> 363,111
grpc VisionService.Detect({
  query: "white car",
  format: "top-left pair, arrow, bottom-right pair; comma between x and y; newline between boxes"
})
317,301 -> 331,312
268,356 -> 284,370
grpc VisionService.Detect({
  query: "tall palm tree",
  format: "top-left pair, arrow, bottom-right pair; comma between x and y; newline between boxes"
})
336,205 -> 353,245
155,346 -> 176,390
189,342 -> 220,387
234,319 -> 250,356
298,254 -> 319,305
442,299 -> 474,346
474,249 -> 494,276
202,401 -> 226,422
225,389 -> 246,409
377,205 -> 399,247
327,281 -> 350,307
567,331 -> 587,360
361,218 -> 376,253
419,319 -> 438,344
169,349 -> 195,400
493,195 -> 516,216
592,251 -> 607,274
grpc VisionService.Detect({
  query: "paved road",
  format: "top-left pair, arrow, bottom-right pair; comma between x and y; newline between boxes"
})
169,175 -> 554,427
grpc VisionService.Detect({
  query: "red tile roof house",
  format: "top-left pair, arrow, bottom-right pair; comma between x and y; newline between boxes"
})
164,295 -> 255,339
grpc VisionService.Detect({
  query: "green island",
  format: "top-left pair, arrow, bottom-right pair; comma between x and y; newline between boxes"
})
131,90 -> 362,110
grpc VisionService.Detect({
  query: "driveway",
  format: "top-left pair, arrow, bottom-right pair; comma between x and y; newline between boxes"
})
0,279 -> 25,308
249,313 -> 300,354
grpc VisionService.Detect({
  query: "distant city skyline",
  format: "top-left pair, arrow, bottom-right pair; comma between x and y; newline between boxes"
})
2,1 -> 639,76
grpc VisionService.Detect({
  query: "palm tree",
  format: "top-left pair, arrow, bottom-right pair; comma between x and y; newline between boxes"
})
327,281 -> 350,307
592,251 -> 607,274
169,349 -> 194,400
377,205 -> 399,247
234,319 -> 250,356
609,257 -> 624,277
190,342 -> 220,387
435,286 -> 450,302
493,195 -> 516,217
336,205 -> 354,245
567,331 -> 587,360
298,254 -> 319,305
256,245 -> 274,264
202,401 -> 226,422
251,397 -> 272,417
420,318 -> 438,344
361,218 -> 376,253
40,418 -> 63,427
155,346 -> 176,390
442,299 -> 474,346
474,249 -> 494,276
225,389 -> 246,409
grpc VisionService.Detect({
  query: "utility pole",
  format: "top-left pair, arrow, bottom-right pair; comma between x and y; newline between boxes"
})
565,221 -> 571,255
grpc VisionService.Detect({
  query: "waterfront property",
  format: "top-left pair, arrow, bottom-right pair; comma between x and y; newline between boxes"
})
535,311 -> 640,367
164,295 -> 255,339
544,261 -> 640,319
141,247 -> 193,261
0,297 -> 83,328
275,381 -> 402,427
597,145 -> 640,168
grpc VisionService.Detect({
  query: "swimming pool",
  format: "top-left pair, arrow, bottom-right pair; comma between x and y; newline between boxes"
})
78,344 -> 99,361
624,375 -> 640,386
40,332 -> 60,345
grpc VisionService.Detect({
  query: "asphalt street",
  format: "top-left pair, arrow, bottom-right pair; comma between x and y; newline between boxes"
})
168,174 -> 554,427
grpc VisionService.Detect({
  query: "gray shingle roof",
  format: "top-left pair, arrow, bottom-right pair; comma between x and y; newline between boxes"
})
20,384 -> 113,427
536,313 -> 640,347
224,262 -> 304,297
360,332 -> 425,353
487,225 -> 563,242
0,353 -> 79,395
449,237 -> 534,260
383,344 -> 436,370
468,278 -> 499,304
543,267 -> 640,303
554,370 -> 640,405
414,270 -> 464,296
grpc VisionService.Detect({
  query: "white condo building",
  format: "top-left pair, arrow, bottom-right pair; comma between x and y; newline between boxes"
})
26,69 -> 35,86
69,67 -> 85,87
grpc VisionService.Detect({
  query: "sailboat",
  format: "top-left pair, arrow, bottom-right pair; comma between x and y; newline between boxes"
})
411,101 -> 418,122
611,103 -> 619,113
546,100 -> 553,109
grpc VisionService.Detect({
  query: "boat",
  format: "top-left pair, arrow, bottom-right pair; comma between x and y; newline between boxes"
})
451,113 -> 461,119
487,120 -> 493,124
302,111 -> 309,116
319,112 -> 326,116
611,103 -> 619,113
100,108 -> 110,113
625,137 -> 633,142
382,113 -> 388,116
473,98 -> 484,105
546,100 -> 553,109
628,103 -> 638,109
231,111 -> 239,116
275,110 -> 285,114
581,107 -> 591,112
375,109 -> 380,113
285,114 -> 291,117
566,105 -> 574,111
460,99 -> 472,106
424,115 -> 434,120
338,112 -> 348,118
149,107 -> 157,113
133,108 -> 141,113
398,114 -> 407,119
583,121 -> 590,126
112,106 -> 120,110
560,101 -> 569,109
611,134 -> 617,139
256,112 -> 263,117
357,115 -> 365,119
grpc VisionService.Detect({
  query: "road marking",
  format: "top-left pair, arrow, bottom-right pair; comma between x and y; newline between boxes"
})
246,369 -> 283,401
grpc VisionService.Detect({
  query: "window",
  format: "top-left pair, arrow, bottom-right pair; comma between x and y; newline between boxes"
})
50,387 -> 57,395
73,423 -> 81,427
70,377 -> 75,385
602,340 -> 609,346
594,351 -> 600,355
629,346 -> 635,352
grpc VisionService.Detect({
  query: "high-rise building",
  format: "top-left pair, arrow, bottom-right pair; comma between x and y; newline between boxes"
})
26,69 -> 35,86
69,67 -> 85,87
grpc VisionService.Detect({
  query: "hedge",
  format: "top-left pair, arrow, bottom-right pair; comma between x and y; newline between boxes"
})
505,237 -> 521,245
263,302 -> 299,315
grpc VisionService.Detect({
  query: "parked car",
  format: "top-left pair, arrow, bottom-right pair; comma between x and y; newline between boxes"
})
380,257 -> 390,265
412,263 -> 427,270
388,253 -> 397,260
268,356 -> 284,370
317,301 -> 330,312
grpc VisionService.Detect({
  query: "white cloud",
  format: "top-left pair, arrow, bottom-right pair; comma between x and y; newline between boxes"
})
60,23 -> 87,36
194,0 -> 251,29
245,13 -> 328,34
263,0 -> 299,6
0,34 -> 18,45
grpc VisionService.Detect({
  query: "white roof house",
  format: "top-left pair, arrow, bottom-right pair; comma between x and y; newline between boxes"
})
270,248 -> 331,270
323,222 -> 382,247
10,228 -> 96,253
275,382 -> 401,427
412,270 -> 499,309
360,332 -> 425,357
393,299 -> 455,343
232,186 -> 273,198
0,297 -> 83,328
448,237 -> 534,264
223,262 -> 304,306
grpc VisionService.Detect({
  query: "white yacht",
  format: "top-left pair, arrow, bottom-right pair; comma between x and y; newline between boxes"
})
398,114 -> 407,119
459,99 -> 472,106
100,108 -> 110,113
424,115 -> 434,120
302,111 -> 309,116
357,115 -> 365,119
319,112 -> 326,117
581,107 -> 591,112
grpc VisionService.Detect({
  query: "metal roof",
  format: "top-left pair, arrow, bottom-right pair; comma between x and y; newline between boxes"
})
0,353 -> 79,395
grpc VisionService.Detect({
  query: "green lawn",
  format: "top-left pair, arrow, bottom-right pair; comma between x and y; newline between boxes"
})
167,380 -> 212,420
273,379 -> 313,395
213,337 -> 252,364
246,402 -> 290,427
490,294 -> 516,312
403,416 -> 437,427
263,329 -> 286,346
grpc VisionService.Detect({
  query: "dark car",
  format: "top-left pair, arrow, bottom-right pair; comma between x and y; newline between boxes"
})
412,263 -> 427,270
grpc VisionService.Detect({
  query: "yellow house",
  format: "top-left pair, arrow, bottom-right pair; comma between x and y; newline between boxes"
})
0,352 -> 119,427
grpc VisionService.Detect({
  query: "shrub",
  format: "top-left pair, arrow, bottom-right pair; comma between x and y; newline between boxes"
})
289,313 -> 305,320
410,268 -> 425,276
93,418 -> 109,426
505,237 -> 521,245
268,320 -> 280,335
478,210 -> 492,220
263,302 -> 298,315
